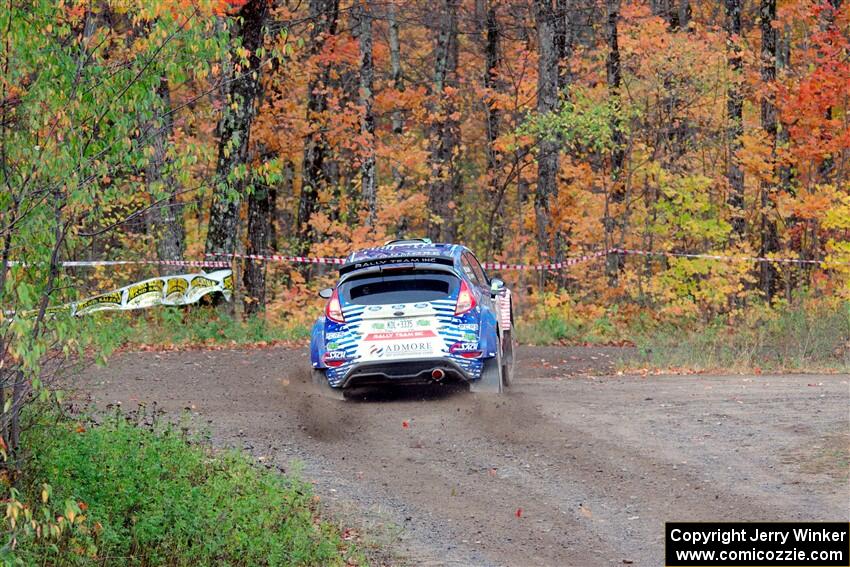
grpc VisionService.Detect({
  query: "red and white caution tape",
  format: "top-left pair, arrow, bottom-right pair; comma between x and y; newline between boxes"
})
206,250 -> 611,271
206,252 -> 345,265
610,248 -> 835,266
9,248 -> 842,272
483,250 -> 610,271
206,248 -> 844,271
7,259 -> 230,268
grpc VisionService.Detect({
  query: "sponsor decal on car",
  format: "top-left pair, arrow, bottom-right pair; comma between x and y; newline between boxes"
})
417,319 -> 430,326
381,341 -> 433,358
449,341 -> 483,358
450,341 -> 479,352
327,341 -> 339,350
364,330 -> 436,341
324,350 -> 347,360
348,256 -> 441,271
462,332 -> 477,341
326,331 -> 347,339
368,306 -> 382,311
414,303 -> 428,309
458,323 -> 479,331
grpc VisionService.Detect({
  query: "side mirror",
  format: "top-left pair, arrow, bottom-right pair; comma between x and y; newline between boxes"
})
318,287 -> 334,299
490,278 -> 506,296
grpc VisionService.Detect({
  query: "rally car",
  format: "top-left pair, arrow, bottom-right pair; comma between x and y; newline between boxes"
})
310,239 -> 514,398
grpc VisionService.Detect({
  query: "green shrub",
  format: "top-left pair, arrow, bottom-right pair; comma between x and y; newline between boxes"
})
5,413 -> 356,566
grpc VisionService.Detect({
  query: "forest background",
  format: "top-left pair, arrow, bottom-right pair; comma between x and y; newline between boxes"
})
2,0 -> 850,375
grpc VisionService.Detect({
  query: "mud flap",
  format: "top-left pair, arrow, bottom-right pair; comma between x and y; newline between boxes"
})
470,340 -> 503,394
312,369 -> 346,400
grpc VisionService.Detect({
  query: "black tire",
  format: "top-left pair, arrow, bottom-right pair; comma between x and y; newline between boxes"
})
501,328 -> 515,387
312,369 -> 346,400
470,337 -> 503,393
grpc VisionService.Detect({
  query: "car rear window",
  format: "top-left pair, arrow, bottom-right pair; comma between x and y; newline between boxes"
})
340,271 -> 457,305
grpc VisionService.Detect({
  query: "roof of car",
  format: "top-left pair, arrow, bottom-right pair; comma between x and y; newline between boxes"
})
338,241 -> 466,275
343,241 -> 462,263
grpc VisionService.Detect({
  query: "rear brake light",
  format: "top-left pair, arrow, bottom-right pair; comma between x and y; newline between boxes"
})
454,280 -> 477,316
325,288 -> 344,323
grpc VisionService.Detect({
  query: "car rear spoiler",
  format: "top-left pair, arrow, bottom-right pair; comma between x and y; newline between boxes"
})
338,255 -> 456,277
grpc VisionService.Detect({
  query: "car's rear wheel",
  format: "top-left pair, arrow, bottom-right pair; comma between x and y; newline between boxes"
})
470,338 -> 503,393
312,369 -> 346,400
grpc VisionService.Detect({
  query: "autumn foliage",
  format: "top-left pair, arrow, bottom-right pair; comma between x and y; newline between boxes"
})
2,0 -> 850,329
218,0 -> 849,325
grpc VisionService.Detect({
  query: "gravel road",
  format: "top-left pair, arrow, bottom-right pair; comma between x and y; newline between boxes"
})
77,346 -> 849,566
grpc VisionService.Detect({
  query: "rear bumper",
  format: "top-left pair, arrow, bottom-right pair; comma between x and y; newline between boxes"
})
337,357 -> 474,388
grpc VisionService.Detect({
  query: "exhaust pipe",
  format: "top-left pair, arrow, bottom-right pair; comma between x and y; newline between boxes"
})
431,368 -> 445,381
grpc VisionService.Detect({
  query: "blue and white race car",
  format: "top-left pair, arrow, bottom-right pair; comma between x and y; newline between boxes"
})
310,239 -> 514,397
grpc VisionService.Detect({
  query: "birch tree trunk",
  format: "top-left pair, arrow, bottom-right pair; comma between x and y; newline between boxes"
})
354,1 -> 377,225
388,2 -> 405,190
204,0 -> 266,258
605,0 -> 625,286
725,0 -> 745,240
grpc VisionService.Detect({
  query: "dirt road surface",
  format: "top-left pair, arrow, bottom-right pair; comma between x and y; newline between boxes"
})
77,346 -> 849,566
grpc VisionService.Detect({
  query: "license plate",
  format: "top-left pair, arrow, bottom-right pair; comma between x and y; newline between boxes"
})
385,318 -> 415,331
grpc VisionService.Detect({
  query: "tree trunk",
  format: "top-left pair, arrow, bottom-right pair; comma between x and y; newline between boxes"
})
388,2 -> 405,189
759,0 -> 779,300
777,24 -> 791,191
296,0 -> 339,254
725,0 -> 745,240
354,1 -> 377,225
678,0 -> 692,30
652,0 -> 684,29
533,0 -> 561,267
555,0 -> 573,90
145,77 -> 184,274
427,0 -> 461,242
605,0 -> 625,286
204,0 -> 266,258
484,1 -> 504,252
243,159 -> 272,315
817,0 -> 842,183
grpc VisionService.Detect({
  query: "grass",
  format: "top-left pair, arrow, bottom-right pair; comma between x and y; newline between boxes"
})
86,305 -> 311,354
516,299 -> 850,373
515,312 -> 627,345
3,410 -> 360,566
635,300 -> 850,372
